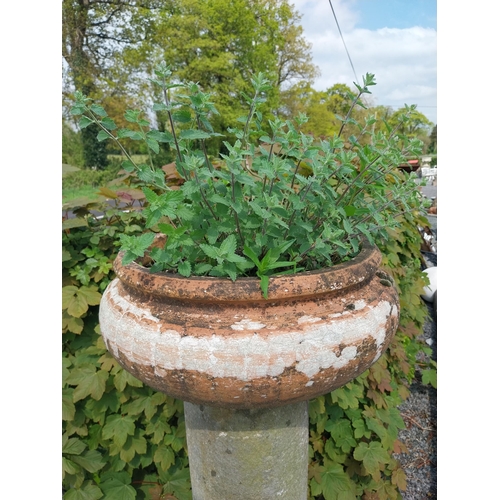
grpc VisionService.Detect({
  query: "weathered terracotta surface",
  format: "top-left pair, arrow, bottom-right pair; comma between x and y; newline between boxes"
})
99,241 -> 399,409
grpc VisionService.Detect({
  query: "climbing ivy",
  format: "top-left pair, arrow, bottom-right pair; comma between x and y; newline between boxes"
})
62,180 -> 434,499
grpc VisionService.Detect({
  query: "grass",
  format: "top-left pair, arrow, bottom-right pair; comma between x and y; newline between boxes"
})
62,185 -> 103,204
62,155 -> 151,205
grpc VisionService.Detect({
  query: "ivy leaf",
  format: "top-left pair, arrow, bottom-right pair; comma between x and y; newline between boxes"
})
365,416 -> 388,442
422,368 -> 437,388
62,286 -> 101,318
325,418 -> 357,454
102,415 -> 136,448
62,456 -> 81,476
145,417 -> 171,445
353,441 -> 390,477
78,286 -> 102,306
163,422 -> 186,452
352,417 -> 371,439
65,315 -> 84,334
72,450 -> 106,473
62,389 -> 76,421
154,445 -> 175,470
319,462 -> 357,500
66,365 -> 108,402
160,465 -> 192,499
63,437 -> 86,455
391,467 -> 407,491
113,366 -> 143,391
331,384 -> 362,410
100,472 -> 136,500
119,430 -> 147,463
63,481 -> 103,500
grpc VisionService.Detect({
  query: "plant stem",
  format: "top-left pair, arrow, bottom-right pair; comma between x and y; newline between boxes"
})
336,90 -> 363,139
160,80 -> 187,179
196,114 -> 215,175
231,172 -> 244,245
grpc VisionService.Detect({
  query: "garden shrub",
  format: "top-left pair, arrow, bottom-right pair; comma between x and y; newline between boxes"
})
62,181 -> 434,500
63,160 -> 123,191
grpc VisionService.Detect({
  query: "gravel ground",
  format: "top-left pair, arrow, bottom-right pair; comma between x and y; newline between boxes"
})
394,290 -> 437,499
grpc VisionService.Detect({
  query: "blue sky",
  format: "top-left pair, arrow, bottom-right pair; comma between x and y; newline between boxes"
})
354,0 -> 436,30
291,0 -> 437,125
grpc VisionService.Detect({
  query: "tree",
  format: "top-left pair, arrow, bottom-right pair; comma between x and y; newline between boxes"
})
146,0 -> 318,151
427,125 -> 437,154
278,82 -> 380,140
387,107 -> 433,138
63,0 -> 318,160
62,0 -> 160,168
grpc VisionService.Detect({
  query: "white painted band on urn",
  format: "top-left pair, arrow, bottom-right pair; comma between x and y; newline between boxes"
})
100,279 -> 398,382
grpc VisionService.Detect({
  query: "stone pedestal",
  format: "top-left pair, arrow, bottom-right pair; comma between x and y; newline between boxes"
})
184,401 -> 309,500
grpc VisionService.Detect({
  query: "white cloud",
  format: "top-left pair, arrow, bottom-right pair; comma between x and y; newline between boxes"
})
291,1 -> 437,124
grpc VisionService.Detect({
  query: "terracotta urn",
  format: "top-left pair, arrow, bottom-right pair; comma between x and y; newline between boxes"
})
99,239 -> 399,410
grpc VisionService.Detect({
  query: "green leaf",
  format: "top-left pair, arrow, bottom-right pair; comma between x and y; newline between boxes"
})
145,417 -> 171,445
353,441 -> 390,476
68,366 -> 108,402
113,367 -> 143,391
102,415 -> 136,448
219,234 -> 237,256
325,418 -> 357,453
120,431 -> 147,463
101,117 -> 117,130
146,137 -> 160,154
154,445 -> 175,470
62,286 -> 87,318
391,467 -> 407,491
199,243 -> 219,260
78,286 -> 102,306
163,422 -> 186,453
62,389 -> 76,421
63,481 -> 103,500
117,128 -> 143,141
72,450 -> 106,473
63,218 -> 89,231
63,456 -> 81,476
100,472 -> 136,500
63,437 -> 86,455
78,116 -> 93,129
178,261 -> 192,277
121,159 -> 135,172
90,104 -> 107,117
194,262 -> 213,274
96,130 -> 109,142
160,465 -> 192,499
179,129 -> 212,140
320,462 -> 357,500
421,368 -> 437,388
152,102 -> 168,112
172,109 -> 192,123
147,129 -> 173,143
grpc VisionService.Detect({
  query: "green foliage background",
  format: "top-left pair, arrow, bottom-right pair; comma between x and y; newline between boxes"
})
62,177 -> 434,499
